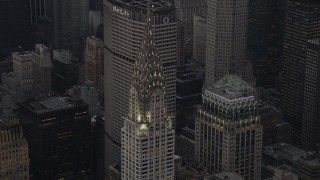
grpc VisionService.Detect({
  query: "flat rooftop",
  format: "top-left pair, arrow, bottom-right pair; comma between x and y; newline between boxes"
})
110,0 -> 175,13
206,74 -> 255,101
39,97 -> 70,109
263,143 -> 307,162
298,152 -> 320,167
22,96 -> 84,113
214,74 -> 254,91
205,172 -> 244,180
15,51 -> 32,56
176,69 -> 203,82
53,50 -> 76,64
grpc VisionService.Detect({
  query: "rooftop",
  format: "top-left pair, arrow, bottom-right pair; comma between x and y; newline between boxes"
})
298,152 -> 320,167
213,74 -> 254,91
15,51 -> 32,57
39,97 -> 70,109
176,69 -> 204,82
204,172 -> 244,180
110,0 -> 174,13
53,50 -> 77,64
13,51 -> 33,62
22,96 -> 84,113
291,0 -> 320,5
263,143 -> 307,162
0,124 -> 24,143
206,74 -> 255,101
0,117 -> 19,130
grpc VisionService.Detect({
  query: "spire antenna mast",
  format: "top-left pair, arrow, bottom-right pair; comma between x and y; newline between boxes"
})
147,0 -> 150,17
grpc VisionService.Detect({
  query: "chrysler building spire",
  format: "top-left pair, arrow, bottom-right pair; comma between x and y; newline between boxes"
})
121,2 -> 175,179
129,3 -> 167,124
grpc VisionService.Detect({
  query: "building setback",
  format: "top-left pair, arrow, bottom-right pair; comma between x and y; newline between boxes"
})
19,96 -> 92,179
195,75 -> 262,180
121,10 -> 175,179
281,0 -> 320,147
103,0 -> 177,170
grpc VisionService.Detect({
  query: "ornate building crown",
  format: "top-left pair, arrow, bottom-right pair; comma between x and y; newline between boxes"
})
129,3 -> 167,123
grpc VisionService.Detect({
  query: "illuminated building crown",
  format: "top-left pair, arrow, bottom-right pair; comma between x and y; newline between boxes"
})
129,3 -> 167,123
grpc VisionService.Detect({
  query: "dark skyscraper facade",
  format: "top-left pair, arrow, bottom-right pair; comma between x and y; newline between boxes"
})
0,0 -> 32,50
29,0 -> 48,23
103,0 -> 177,172
90,0 -> 103,11
205,0 -> 248,85
29,0 -> 52,47
247,0 -> 284,88
50,0 -> 89,57
52,50 -> 80,94
19,96 -> 92,179
301,39 -> 320,150
281,0 -> 320,147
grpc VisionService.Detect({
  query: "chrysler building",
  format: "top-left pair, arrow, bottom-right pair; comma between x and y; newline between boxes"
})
120,5 -> 175,180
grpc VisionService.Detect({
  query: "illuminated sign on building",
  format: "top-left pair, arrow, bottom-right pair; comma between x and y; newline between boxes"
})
113,6 -> 130,18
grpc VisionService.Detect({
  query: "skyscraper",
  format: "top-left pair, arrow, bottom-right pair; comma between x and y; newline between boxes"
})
29,0 -> 52,47
121,10 -> 175,179
192,14 -> 206,65
0,51 -> 34,117
247,0 -> 284,88
52,50 -> 80,93
205,0 -> 248,85
175,0 -> 206,39
32,44 -> 52,95
29,0 -> 48,23
84,36 -> 104,94
12,51 -> 33,98
175,0 -> 206,59
281,0 -> 320,147
301,39 -> 320,150
50,0 -> 89,57
195,75 -> 262,179
90,0 -> 103,11
19,96 -> 92,179
104,0 -> 177,170
89,0 -> 103,36
0,0 -> 32,50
